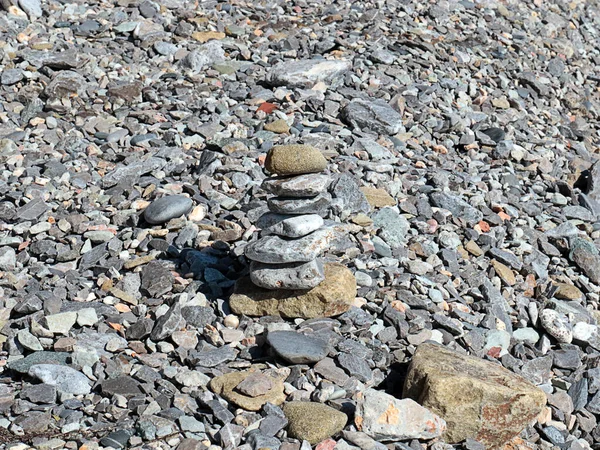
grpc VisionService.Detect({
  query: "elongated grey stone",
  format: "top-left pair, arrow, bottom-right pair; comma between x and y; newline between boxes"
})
267,330 -> 330,364
257,213 -> 324,238
144,195 -> 193,224
245,227 -> 336,263
250,259 -> 325,290
267,59 -> 351,88
268,193 -> 331,215
262,174 -> 330,198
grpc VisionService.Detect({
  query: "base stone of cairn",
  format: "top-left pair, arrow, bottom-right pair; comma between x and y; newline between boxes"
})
229,263 -> 356,319
230,144 -> 356,318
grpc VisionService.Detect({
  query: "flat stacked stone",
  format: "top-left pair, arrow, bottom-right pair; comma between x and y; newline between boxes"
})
245,145 -> 331,290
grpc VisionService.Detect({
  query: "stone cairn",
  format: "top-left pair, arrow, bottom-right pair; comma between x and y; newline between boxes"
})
243,144 -> 335,290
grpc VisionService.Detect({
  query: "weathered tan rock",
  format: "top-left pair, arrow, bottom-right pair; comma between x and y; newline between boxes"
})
264,119 -> 290,134
491,259 -> 515,286
360,187 -> 395,208
192,31 -> 226,43
209,370 -> 285,411
554,282 -> 583,300
264,145 -> 327,176
229,263 -> 356,319
403,343 -> 546,449
283,401 -> 347,444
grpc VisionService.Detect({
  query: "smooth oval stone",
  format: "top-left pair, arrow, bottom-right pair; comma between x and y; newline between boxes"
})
267,330 -> 330,364
264,145 -> 327,176
245,227 -> 336,263
262,174 -> 330,198
250,259 -> 325,290
144,195 -> 193,224
268,192 -> 332,215
257,213 -> 324,238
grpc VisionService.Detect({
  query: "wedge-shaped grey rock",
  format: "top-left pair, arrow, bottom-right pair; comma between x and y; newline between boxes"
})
430,191 -> 483,226
268,59 -> 351,88
28,364 -> 91,395
355,388 -> 446,441
342,98 -> 404,135
258,213 -> 324,238
250,259 -> 325,290
245,227 -> 336,263
267,330 -> 330,364
262,174 -> 330,198
268,192 -> 332,215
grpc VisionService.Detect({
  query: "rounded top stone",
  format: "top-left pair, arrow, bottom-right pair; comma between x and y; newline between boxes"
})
143,195 -> 193,224
264,145 -> 327,176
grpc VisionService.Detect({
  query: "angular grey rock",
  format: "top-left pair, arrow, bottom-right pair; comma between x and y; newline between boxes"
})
16,198 -> 49,221
144,195 -> 193,224
268,59 -> 351,88
430,191 -> 483,226
338,353 -> 372,382
267,330 -> 330,364
330,173 -> 371,214
45,71 -> 87,98
141,261 -> 173,297
17,329 -> 43,351
257,213 -> 324,238
19,0 -> 42,17
180,41 -> 225,73
181,306 -> 216,329
354,388 -> 446,441
1,69 -> 23,86
245,227 -> 336,263
0,247 -> 16,271
102,157 -> 166,188
28,364 -> 91,395
262,174 -> 330,198
102,376 -> 143,397
150,302 -> 184,341
249,259 -> 325,290
569,237 -> 600,284
342,98 -> 404,135
267,192 -> 332,215
21,384 -> 57,404
372,208 -> 410,248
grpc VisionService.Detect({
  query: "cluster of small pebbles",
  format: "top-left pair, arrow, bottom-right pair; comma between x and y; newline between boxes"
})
1,0 -> 600,450
245,144 -> 332,291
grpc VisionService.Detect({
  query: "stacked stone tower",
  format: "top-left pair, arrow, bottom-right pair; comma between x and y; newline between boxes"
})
244,144 -> 335,290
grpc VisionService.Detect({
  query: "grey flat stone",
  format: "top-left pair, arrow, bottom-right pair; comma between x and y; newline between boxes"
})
262,174 -> 330,197
267,192 -> 332,215
245,227 -> 336,263
430,191 -> 483,226
267,330 -> 330,364
342,98 -> 404,135
268,59 -> 351,88
249,259 -> 325,290
28,364 -> 91,395
257,213 -> 324,238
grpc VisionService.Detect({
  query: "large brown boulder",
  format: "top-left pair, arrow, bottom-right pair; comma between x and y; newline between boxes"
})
403,343 -> 546,449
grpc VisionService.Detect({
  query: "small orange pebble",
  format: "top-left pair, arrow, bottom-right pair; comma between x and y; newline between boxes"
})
477,220 -> 491,232
498,211 -> 511,221
108,322 -> 123,332
114,303 -> 131,313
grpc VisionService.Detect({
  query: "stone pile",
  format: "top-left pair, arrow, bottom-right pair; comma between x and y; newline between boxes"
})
244,144 -> 333,291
